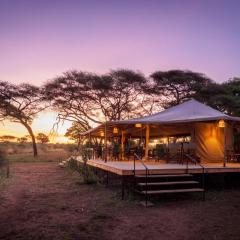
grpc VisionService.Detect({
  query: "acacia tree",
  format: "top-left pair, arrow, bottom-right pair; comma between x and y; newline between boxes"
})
222,78 -> 240,115
44,69 -> 148,128
0,135 -> 17,142
17,136 -> 29,143
195,77 -> 240,115
65,122 -> 88,141
0,81 -> 47,157
36,133 -> 49,144
150,70 -> 213,108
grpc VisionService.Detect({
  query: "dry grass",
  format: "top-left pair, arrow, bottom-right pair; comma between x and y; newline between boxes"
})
0,142 -> 76,163
6,151 -> 71,163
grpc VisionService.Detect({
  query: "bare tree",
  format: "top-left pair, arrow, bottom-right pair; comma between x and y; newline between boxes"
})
0,81 -> 47,157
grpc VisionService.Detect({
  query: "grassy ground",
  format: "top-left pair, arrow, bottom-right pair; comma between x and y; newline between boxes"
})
0,142 -> 75,163
0,162 -> 240,240
5,151 -> 71,163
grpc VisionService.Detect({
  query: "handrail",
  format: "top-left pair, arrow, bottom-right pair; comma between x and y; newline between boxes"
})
133,153 -> 149,174
184,153 -> 205,196
184,153 -> 204,169
133,153 -> 149,206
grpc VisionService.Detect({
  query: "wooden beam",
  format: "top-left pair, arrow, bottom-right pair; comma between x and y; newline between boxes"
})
104,122 -> 107,162
223,121 -> 226,167
145,124 -> 150,160
121,130 -> 125,160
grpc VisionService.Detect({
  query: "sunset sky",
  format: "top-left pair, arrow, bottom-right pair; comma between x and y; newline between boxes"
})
0,0 -> 240,142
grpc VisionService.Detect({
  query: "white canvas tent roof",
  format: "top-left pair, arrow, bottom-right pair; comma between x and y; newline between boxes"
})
81,99 -> 240,135
113,99 -> 240,125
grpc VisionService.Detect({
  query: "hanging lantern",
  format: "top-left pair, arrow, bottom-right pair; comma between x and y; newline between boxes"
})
100,131 -> 104,137
113,127 -> 119,134
218,119 -> 225,128
135,123 -> 142,128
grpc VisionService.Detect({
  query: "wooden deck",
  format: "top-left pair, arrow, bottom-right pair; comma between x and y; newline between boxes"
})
76,157 -> 240,176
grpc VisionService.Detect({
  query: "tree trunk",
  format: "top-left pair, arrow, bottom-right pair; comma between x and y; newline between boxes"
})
21,121 -> 38,157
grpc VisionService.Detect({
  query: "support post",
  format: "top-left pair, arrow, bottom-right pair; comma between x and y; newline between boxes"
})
104,122 -> 107,162
223,121 -> 227,167
121,130 -> 125,161
88,133 -> 91,160
145,124 -> 150,161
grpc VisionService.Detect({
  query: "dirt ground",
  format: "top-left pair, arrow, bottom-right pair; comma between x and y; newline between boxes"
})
0,163 -> 240,240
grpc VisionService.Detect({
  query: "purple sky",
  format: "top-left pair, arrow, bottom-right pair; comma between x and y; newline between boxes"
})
0,0 -> 240,84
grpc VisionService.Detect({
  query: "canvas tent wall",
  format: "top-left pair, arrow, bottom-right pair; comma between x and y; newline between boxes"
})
194,122 -> 233,163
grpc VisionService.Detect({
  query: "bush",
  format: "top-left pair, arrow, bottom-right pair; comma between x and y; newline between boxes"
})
66,144 -> 78,153
0,149 -> 9,178
0,149 -> 6,165
68,157 -> 97,184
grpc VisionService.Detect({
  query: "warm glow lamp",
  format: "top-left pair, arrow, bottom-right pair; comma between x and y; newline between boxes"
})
135,123 -> 142,128
218,119 -> 225,128
113,127 -> 119,134
100,131 -> 104,137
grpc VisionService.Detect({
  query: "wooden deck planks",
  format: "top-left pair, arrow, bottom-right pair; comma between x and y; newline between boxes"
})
78,159 -> 240,176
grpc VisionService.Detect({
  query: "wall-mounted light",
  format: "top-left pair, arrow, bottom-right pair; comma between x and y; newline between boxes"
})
100,132 -> 104,137
113,127 -> 119,134
218,119 -> 225,128
135,123 -> 142,128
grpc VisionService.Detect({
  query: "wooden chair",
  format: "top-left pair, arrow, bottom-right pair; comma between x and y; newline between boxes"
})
167,143 -> 182,163
227,149 -> 240,163
155,144 -> 167,162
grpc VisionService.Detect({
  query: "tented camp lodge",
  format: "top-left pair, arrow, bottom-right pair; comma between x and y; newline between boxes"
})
74,99 -> 240,203
80,99 -> 240,167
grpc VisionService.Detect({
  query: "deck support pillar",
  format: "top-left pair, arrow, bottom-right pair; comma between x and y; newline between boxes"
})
145,124 -> 150,161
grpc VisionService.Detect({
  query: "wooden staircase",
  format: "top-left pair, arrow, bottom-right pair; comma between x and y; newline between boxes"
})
134,173 -> 205,206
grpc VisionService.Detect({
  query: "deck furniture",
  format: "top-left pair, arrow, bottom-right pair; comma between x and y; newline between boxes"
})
227,150 -> 240,163
167,143 -> 182,163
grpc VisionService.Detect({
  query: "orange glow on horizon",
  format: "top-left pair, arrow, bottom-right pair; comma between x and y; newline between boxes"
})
0,110 -> 74,144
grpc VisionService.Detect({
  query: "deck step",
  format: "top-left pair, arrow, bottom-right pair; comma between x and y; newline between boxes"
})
137,181 -> 198,186
138,188 -> 204,195
135,174 -> 192,178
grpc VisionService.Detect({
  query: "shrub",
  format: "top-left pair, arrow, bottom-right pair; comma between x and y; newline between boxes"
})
0,148 -> 6,166
68,157 -> 97,184
0,148 -> 9,178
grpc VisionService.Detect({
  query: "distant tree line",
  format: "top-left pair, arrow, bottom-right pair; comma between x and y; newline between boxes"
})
0,133 -> 49,144
0,69 -> 240,155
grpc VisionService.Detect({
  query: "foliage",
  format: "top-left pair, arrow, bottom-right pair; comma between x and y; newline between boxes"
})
36,133 -> 50,144
65,122 -> 86,142
0,135 -> 17,142
194,78 -> 240,116
150,70 -> 213,108
212,78 -> 240,115
44,69 -> 152,129
0,68 -> 240,151
17,136 -> 29,143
